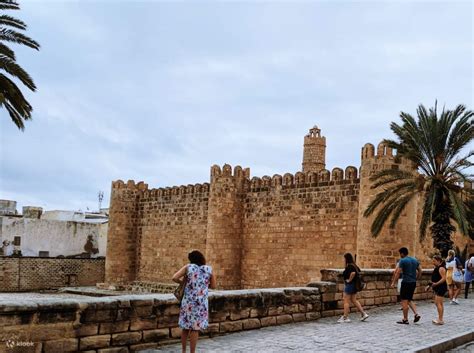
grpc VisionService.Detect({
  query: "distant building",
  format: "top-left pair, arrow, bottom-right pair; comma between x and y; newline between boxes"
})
0,201 -> 108,258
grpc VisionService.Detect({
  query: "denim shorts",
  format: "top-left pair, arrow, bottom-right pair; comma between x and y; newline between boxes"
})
344,282 -> 357,294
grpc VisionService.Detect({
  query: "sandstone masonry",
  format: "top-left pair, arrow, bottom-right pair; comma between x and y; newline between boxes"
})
105,126 -> 473,289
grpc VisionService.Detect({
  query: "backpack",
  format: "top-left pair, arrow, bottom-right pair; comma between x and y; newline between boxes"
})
352,265 -> 366,292
468,257 -> 474,274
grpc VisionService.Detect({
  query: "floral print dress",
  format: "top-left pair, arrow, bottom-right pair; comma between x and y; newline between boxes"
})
178,264 -> 212,330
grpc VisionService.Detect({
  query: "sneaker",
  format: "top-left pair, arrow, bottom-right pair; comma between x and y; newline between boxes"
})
432,319 -> 444,325
414,314 -> 421,323
396,319 -> 409,325
360,313 -> 369,321
453,299 -> 460,305
449,300 -> 455,305
337,316 -> 351,323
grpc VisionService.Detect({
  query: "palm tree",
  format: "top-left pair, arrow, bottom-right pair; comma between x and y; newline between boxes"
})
363,103 -> 473,256
0,0 -> 39,130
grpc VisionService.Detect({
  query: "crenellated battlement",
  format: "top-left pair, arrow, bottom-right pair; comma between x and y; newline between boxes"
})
111,179 -> 149,191
210,163 -> 251,182
361,141 -> 398,161
142,183 -> 210,198
248,166 -> 359,192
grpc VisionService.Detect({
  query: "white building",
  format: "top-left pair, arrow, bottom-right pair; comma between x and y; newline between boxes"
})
0,200 -> 108,258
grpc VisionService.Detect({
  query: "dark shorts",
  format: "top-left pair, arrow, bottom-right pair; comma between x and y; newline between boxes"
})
344,282 -> 357,295
433,285 -> 448,297
400,282 -> 416,301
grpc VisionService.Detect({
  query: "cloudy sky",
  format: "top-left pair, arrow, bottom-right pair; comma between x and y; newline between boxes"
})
0,0 -> 472,212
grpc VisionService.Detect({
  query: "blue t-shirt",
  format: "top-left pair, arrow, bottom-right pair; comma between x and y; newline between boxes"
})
399,256 -> 419,283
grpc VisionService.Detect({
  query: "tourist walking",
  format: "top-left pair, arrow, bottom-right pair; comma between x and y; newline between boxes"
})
465,253 -> 474,299
391,247 -> 421,324
425,255 -> 448,325
393,260 -> 417,314
172,250 -> 216,353
337,253 -> 369,323
446,249 -> 463,304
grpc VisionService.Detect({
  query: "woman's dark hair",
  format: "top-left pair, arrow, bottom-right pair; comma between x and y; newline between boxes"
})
344,253 -> 355,267
188,250 -> 206,266
433,254 -> 444,266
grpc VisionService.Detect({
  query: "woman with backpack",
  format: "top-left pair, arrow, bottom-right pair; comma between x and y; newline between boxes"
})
337,253 -> 369,323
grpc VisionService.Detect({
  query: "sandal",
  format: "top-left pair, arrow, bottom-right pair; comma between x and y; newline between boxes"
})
432,319 -> 444,325
396,319 -> 409,325
414,314 -> 421,323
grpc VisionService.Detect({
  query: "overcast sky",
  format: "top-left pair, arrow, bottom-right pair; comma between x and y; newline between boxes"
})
0,0 -> 472,212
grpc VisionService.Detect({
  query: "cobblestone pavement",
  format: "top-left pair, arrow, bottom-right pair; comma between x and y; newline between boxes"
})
143,297 -> 474,353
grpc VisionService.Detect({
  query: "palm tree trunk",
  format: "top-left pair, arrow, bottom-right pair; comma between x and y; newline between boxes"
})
430,201 -> 455,257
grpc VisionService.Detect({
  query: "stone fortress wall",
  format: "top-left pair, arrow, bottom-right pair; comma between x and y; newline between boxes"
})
105,126 -> 473,289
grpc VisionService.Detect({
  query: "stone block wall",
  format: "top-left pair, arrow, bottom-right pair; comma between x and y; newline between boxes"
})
105,132 -> 474,290
0,287 -> 322,353
310,269 -> 433,318
0,269 -> 442,352
241,169 -> 360,288
0,257 -> 105,292
137,183 -> 210,284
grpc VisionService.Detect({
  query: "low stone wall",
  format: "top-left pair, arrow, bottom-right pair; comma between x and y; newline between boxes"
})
0,269 -> 437,352
0,257 -> 105,292
308,269 -> 433,317
0,287 -> 321,352
119,281 -> 178,294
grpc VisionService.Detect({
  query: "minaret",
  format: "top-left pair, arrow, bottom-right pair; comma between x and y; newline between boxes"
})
302,126 -> 326,173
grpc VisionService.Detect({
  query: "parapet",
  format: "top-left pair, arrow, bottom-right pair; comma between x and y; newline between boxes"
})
143,183 -> 210,199
112,179 -> 210,200
249,166 -> 359,191
210,164 -> 251,181
111,180 -> 149,191
361,141 -> 397,161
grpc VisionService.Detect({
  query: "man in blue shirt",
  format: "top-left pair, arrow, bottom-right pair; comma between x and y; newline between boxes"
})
391,247 -> 422,324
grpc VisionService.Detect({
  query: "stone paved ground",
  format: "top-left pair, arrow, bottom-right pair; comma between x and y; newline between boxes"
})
143,297 -> 474,353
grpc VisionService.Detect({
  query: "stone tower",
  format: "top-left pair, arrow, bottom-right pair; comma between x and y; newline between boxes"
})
206,164 -> 249,289
302,126 -> 326,173
105,180 -> 146,284
356,142 -> 419,268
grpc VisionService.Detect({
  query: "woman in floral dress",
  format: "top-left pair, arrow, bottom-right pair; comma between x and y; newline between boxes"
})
172,250 -> 216,353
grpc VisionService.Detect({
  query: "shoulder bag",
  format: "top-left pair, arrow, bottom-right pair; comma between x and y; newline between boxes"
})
452,268 -> 464,283
174,266 -> 188,303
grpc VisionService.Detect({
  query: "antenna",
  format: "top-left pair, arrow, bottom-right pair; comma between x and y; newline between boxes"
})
98,191 -> 104,211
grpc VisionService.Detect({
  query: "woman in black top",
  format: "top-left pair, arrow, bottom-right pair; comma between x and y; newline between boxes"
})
425,255 -> 447,325
337,253 -> 369,323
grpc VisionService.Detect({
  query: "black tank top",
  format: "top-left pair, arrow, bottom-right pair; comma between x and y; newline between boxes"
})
432,264 -> 447,290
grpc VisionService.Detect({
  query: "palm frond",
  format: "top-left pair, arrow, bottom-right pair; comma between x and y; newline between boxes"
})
448,189 -> 470,236
0,42 -> 15,59
0,54 -> 36,90
389,193 -> 416,228
419,188 -> 436,240
0,73 -> 32,130
0,14 -> 26,30
0,1 -> 19,11
364,182 -> 417,218
370,194 -> 414,237
0,28 -> 40,50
